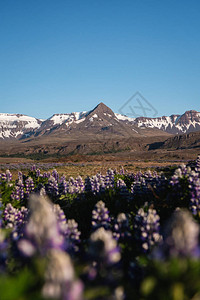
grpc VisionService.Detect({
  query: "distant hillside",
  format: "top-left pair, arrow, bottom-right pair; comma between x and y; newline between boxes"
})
161,131 -> 200,150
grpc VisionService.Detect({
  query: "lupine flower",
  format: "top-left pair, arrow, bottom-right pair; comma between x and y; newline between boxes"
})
195,155 -> 200,173
97,174 -> 106,193
3,203 -> 28,239
105,169 -> 115,189
24,177 -> 35,198
116,179 -> 130,200
59,177 -> 68,195
90,175 -> 101,194
113,213 -> 131,242
89,227 -> 121,265
52,169 -> 59,181
76,175 -> 85,193
45,176 -> 59,198
11,179 -> 24,201
119,167 -> 125,175
43,172 -> 51,179
64,219 -> 81,253
0,173 -> 6,182
134,208 -> 162,253
42,249 -> 83,300
18,171 -> 23,181
18,194 -> 64,256
67,177 -> 79,194
116,179 -> 126,189
31,165 -> 36,172
188,172 -> 200,215
53,204 -> 67,228
36,168 -> 41,177
85,175 -> 104,195
159,209 -> 200,258
5,170 -> 12,182
91,200 -> 111,230
169,174 -> 179,187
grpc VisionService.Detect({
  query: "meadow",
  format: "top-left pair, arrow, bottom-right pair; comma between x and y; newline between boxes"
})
0,157 -> 200,300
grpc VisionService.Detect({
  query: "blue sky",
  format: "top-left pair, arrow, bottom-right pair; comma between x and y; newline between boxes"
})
0,0 -> 200,119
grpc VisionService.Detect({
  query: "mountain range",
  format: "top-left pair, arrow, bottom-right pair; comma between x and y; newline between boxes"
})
1,103 -> 200,140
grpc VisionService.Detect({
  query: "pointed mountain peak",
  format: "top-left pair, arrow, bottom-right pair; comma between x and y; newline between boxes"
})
88,102 -> 115,117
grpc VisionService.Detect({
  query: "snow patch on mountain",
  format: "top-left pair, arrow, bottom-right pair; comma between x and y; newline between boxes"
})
0,113 -> 42,139
115,113 -> 135,122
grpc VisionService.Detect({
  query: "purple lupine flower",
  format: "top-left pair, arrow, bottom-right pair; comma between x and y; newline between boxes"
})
89,227 -> 121,265
116,179 -> 130,200
134,208 -> 162,253
105,169 -> 115,189
0,173 -> 6,182
188,172 -> 200,216
171,164 -> 191,183
18,171 -> 23,181
63,219 -> 81,253
18,194 -> 64,256
3,203 -> 18,228
76,175 -> 85,193
52,169 -> 59,181
45,176 -> 59,198
96,174 -> 106,193
195,155 -> 200,173
43,172 -> 51,179
92,200 -> 111,230
53,204 -> 67,233
113,213 -> 131,242
25,177 -> 35,198
11,179 -> 24,201
131,176 -> 151,198
119,166 -> 125,175
91,175 -> 101,194
42,249 -> 83,300
31,165 -> 36,172
3,203 -> 28,239
36,168 -> 41,177
158,209 -> 200,258
66,177 -> 79,194
169,174 -> 179,186
59,177 -> 68,195
5,170 -> 12,182
116,179 -> 126,189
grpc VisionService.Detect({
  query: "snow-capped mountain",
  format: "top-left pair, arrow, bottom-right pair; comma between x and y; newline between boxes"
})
0,105 -> 200,140
133,110 -> 200,134
33,102 -> 153,139
0,113 -> 42,139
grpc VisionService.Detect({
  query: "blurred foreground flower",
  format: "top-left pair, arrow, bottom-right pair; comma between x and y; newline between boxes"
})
158,209 -> 200,258
18,194 -> 64,256
42,249 -> 83,300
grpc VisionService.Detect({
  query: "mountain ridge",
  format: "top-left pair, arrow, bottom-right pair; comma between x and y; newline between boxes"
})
0,104 -> 200,140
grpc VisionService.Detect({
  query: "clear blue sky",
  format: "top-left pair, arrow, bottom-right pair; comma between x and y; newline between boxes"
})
0,0 -> 200,119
